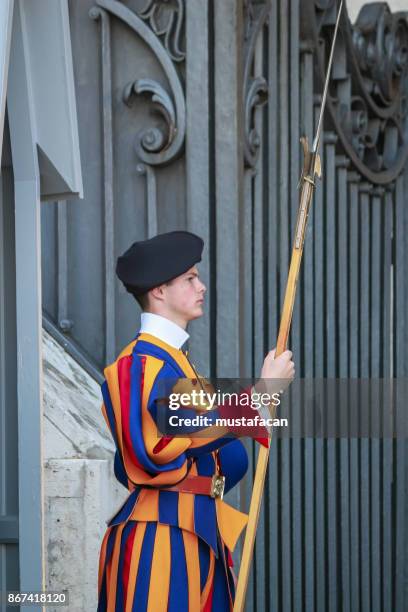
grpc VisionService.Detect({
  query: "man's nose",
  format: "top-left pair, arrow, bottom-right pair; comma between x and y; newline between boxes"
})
198,280 -> 206,293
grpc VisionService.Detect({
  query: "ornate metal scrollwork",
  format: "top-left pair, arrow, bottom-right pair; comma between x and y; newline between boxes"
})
92,0 -> 185,167
243,1 -> 269,170
301,1 -> 408,184
138,0 -> 185,62
123,78 -> 177,157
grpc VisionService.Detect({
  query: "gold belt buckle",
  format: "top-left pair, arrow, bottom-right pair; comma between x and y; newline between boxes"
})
211,474 -> 225,499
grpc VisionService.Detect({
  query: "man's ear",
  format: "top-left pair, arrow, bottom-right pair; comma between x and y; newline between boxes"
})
150,284 -> 166,302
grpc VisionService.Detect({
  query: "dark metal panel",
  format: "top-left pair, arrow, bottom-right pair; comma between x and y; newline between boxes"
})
289,2 -> 303,606
98,6 -> 115,365
360,438 -> 371,612
394,172 -> 407,377
0,517 -> 18,544
337,156 -> 349,376
0,118 -> 19,596
185,0 -> 211,373
277,2 -> 292,610
325,135 -> 339,612
266,0 -> 279,354
266,1 -> 280,608
309,93 -> 325,612
359,183 -> 371,378
312,97 -> 327,612
394,171 -> 407,611
214,0 -> 243,379
253,28 -> 266,377
382,434 -> 393,612
382,191 -> 392,378
348,171 -> 361,612
0,544 -> 19,599
302,79 -> 315,379
213,1 -> 249,598
359,184 -> 371,612
301,45 -> 316,612
370,191 -> 382,612
337,157 -> 350,612
289,0 -> 301,375
280,437 -> 292,612
57,202 -> 69,329
382,192 -> 393,612
40,203 -> 57,321
370,191 -> 382,376
314,434 -> 326,612
44,0 -> 190,365
327,434 -> 339,612
51,0 -> 105,363
253,28 -> 267,612
242,170 -> 254,377
325,133 -> 338,378
348,172 -> 360,377
268,440 -> 279,612
313,97 -> 324,379
241,176 -> 256,609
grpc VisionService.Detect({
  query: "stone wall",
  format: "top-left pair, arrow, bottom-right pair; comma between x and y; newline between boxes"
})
42,329 -> 127,611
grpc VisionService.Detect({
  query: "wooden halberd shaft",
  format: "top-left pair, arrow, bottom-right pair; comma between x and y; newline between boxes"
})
233,143 -> 320,611
234,4 -> 344,603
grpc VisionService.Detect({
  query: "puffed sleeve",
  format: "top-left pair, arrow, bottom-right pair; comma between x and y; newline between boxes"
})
102,351 -> 191,486
101,348 -> 240,486
102,344 -> 270,490
149,370 -> 270,456
147,360 -> 238,460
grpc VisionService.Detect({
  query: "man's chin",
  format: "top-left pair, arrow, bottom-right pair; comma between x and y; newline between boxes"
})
188,306 -> 204,321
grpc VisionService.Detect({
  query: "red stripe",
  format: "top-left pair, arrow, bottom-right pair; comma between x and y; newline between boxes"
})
137,355 -> 174,455
203,580 -> 214,612
122,523 -> 137,607
255,436 -> 270,448
139,354 -> 146,398
118,355 -> 144,471
153,435 -> 173,454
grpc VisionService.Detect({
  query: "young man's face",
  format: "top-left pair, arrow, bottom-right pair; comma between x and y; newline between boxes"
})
153,265 -> 206,324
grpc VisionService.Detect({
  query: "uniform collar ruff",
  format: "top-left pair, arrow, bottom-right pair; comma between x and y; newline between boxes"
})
139,312 -> 189,349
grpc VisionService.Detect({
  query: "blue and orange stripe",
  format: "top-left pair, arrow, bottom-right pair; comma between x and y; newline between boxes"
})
98,521 -> 234,611
97,334 -> 251,610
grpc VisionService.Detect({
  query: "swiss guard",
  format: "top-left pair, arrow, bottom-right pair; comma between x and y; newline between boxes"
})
96,230 -> 294,611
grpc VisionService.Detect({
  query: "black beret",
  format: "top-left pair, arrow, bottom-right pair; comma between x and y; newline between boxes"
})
116,230 -> 204,296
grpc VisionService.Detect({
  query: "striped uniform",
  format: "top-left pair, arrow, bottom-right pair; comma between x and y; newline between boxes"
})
97,332 -> 252,611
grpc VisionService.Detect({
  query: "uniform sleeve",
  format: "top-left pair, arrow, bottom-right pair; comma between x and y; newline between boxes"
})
102,351 -> 192,483
148,368 -> 270,456
146,360 -> 237,460
100,395 -> 132,489
102,350 -> 267,488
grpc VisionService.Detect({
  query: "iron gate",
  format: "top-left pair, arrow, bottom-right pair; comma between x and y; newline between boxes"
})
41,1 -> 408,609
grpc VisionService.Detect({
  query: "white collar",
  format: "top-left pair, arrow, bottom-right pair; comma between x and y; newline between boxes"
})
139,312 -> 189,349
